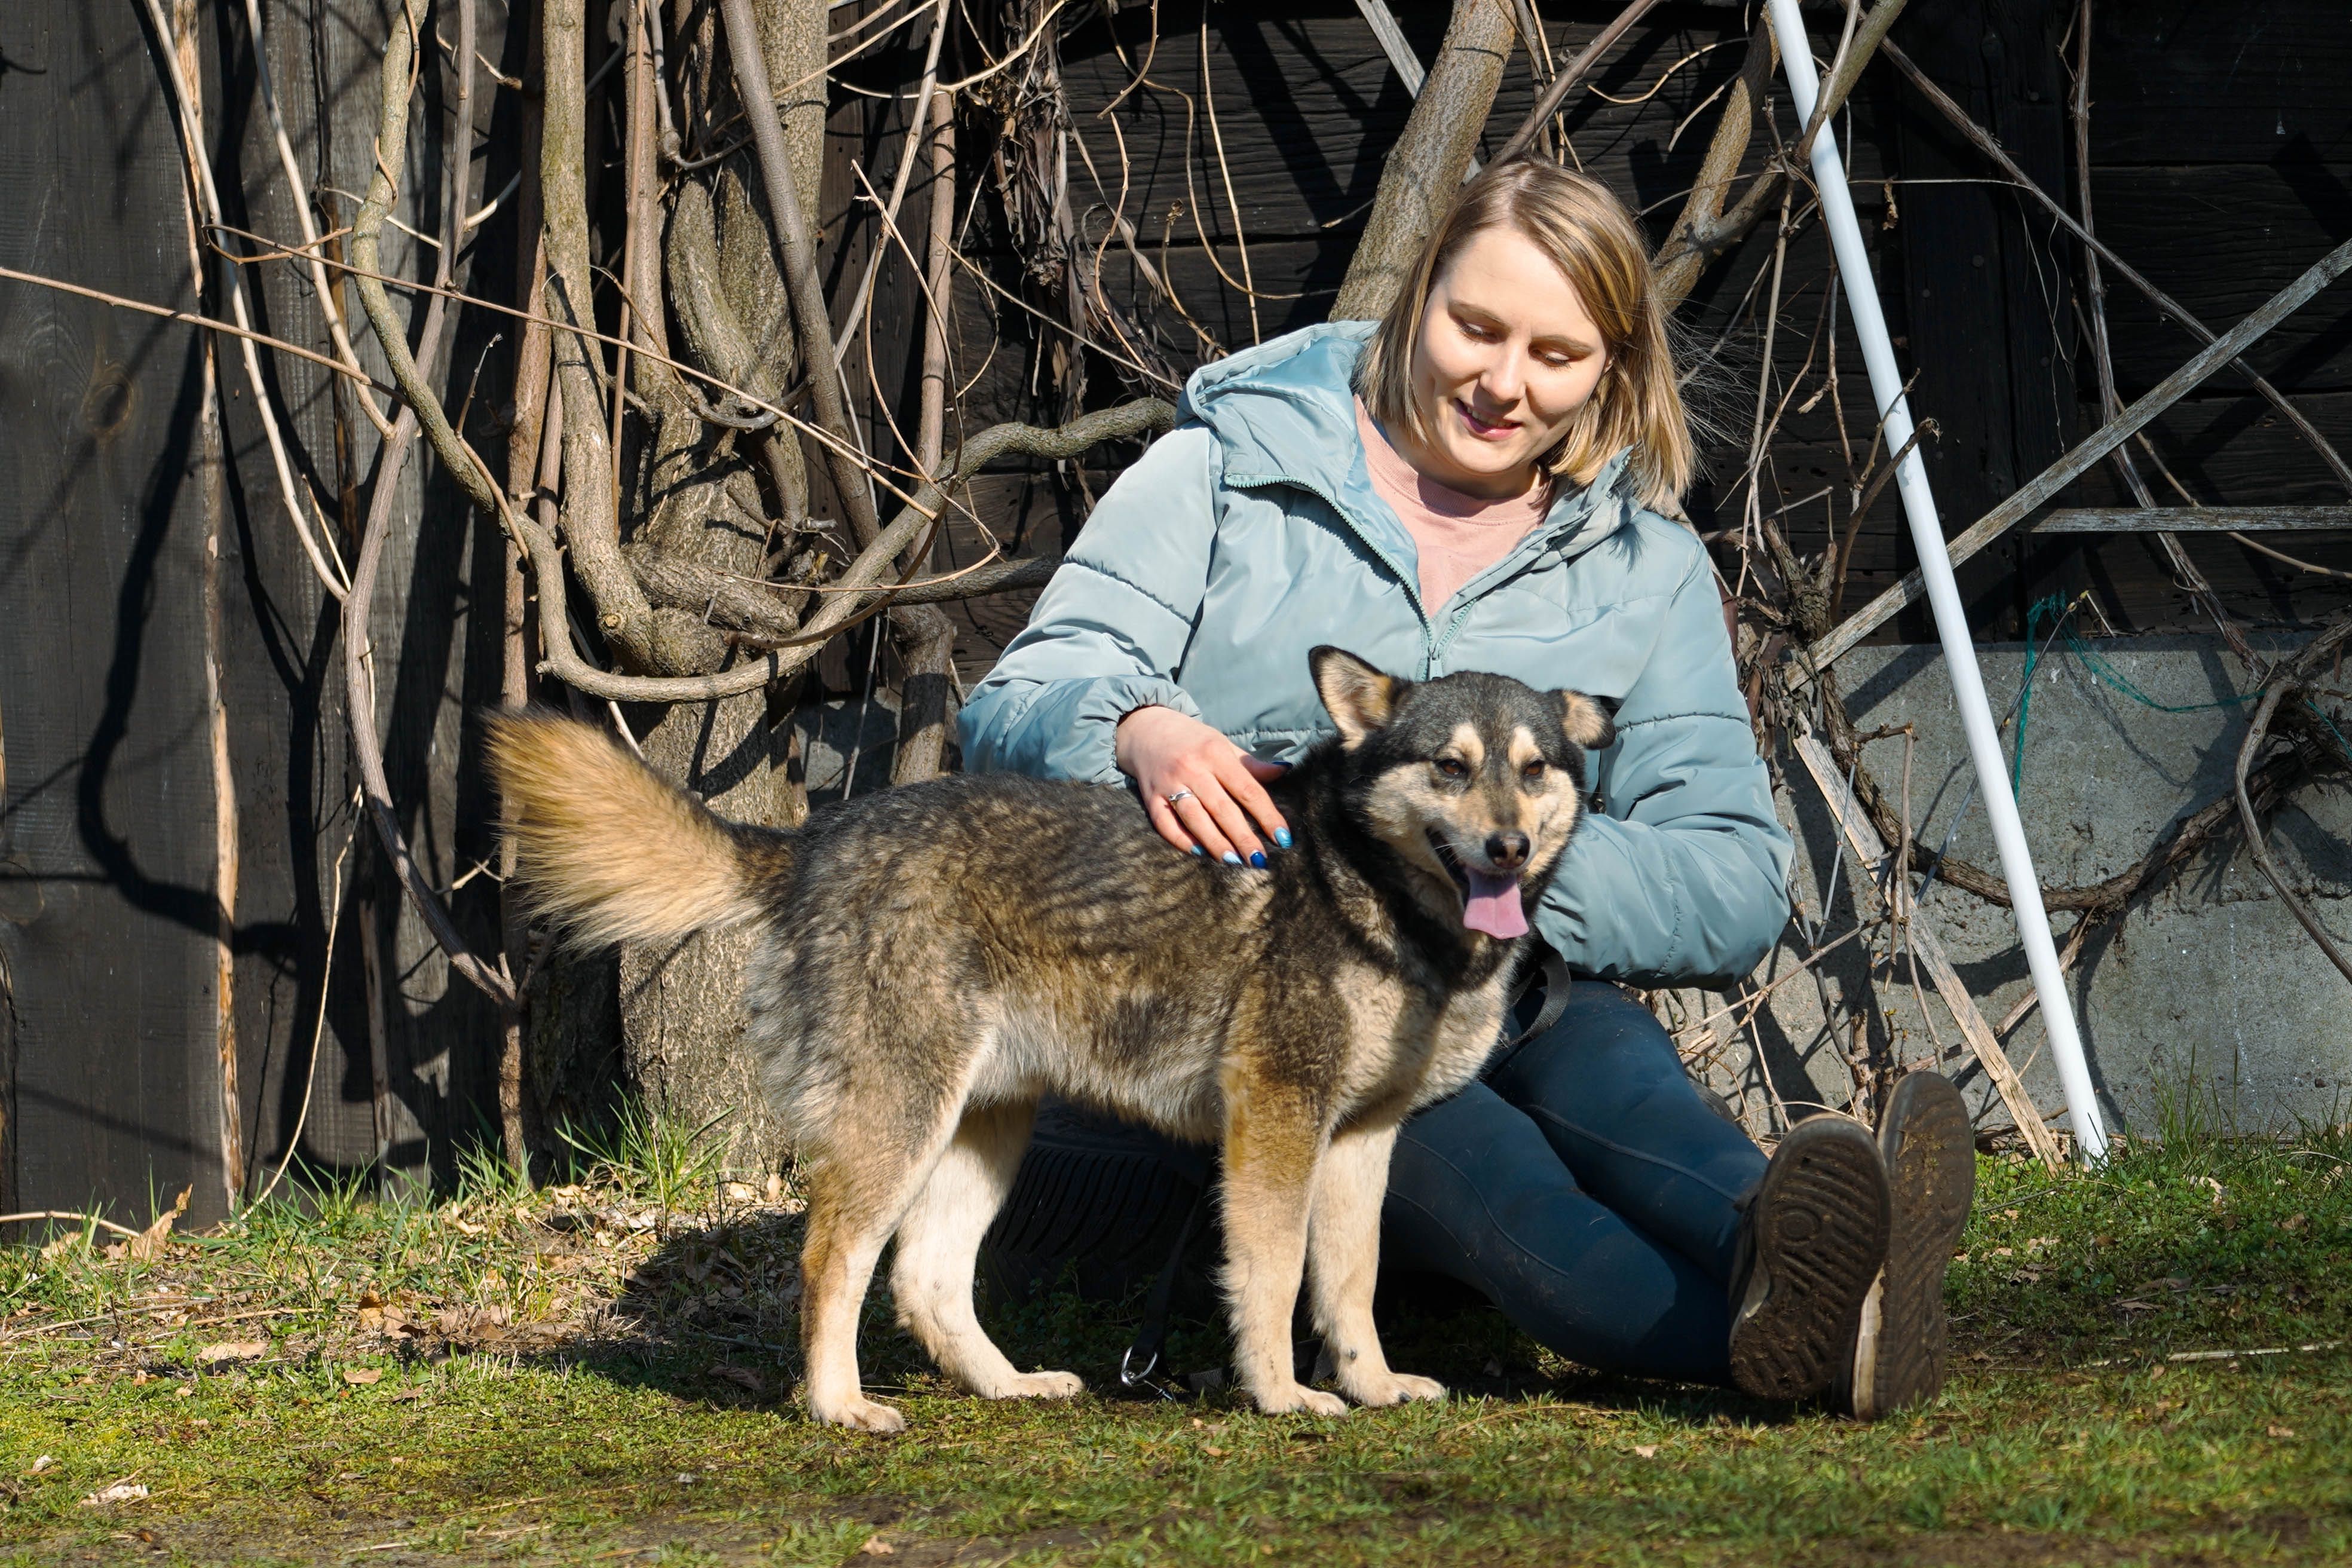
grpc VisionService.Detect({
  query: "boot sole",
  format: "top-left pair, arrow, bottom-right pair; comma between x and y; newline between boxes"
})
1729,1116 -> 1890,1401
1867,1073 -> 1976,1416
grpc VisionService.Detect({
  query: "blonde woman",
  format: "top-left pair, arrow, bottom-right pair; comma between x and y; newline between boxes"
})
961,160 -> 1974,1417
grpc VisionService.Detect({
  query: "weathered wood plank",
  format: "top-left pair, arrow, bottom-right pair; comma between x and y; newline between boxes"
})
0,3 -> 230,1223
1810,237 -> 2352,671
2035,506 -> 2352,532
1718,388 -> 2352,640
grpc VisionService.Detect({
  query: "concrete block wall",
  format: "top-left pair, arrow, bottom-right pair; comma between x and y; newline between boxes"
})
1676,636 -> 2352,1144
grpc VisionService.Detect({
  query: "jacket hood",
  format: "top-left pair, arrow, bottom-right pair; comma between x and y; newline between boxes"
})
1175,321 -> 1640,563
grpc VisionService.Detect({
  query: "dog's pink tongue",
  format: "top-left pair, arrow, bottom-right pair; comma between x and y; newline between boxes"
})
1461,871 -> 1527,939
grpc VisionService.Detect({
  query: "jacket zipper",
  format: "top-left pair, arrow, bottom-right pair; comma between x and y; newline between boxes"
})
1426,489 -> 1620,672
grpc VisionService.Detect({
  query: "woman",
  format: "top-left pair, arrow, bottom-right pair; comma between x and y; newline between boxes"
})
959,160 -> 1974,1417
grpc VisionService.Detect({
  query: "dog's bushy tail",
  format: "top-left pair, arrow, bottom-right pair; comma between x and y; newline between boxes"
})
485,710 -> 786,947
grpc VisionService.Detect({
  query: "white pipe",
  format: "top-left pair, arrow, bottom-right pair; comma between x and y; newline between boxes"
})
1765,0 -> 2108,1163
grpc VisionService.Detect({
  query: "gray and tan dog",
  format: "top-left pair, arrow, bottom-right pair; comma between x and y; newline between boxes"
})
488,648 -> 1613,1432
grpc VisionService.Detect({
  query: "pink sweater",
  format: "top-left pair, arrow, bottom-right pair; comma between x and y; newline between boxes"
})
1356,398 -> 1550,611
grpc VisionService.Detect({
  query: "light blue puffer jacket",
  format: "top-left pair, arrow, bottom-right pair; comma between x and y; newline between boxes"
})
958,322 -> 1790,989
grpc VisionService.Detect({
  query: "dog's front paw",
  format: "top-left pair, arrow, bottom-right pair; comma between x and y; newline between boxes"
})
813,1394 -> 906,1434
977,1369 -> 1085,1401
1341,1370 -> 1447,1407
1250,1380 -> 1348,1417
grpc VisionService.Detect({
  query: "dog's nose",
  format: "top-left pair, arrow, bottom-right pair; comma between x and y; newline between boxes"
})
1485,832 -> 1530,871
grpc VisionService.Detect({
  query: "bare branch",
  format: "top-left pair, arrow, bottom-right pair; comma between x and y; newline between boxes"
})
2236,618 -> 2352,989
341,0 -> 515,1011
1331,0 -> 1517,321
1808,235 -> 2352,669
526,401 -> 1175,703
1491,0 -> 1664,167
541,0 -> 656,667
718,0 -> 884,547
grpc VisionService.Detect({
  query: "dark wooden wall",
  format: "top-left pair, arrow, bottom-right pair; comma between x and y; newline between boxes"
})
2055,1 -> 2352,624
1,0 -> 521,1225
0,3 -> 232,1224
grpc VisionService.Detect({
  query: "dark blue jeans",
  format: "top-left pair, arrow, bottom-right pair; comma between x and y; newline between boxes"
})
1381,982 -> 1768,1385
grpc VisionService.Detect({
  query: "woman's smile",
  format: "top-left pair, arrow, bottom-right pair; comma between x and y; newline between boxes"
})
1454,399 -> 1522,441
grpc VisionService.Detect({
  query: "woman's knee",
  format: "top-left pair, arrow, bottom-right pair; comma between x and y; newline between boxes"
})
1490,981 -> 1687,1111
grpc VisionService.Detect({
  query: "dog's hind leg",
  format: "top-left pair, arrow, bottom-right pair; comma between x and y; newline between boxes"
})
890,1100 -> 1082,1401
1307,1120 -> 1444,1407
1219,1071 -> 1347,1417
798,1107 -> 963,1434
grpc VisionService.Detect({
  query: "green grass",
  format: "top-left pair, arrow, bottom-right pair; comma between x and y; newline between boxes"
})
2,1124 -> 2350,1565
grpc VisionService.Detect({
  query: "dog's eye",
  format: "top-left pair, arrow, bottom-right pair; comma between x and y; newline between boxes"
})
1521,761 -> 1546,782
1435,758 -> 1469,780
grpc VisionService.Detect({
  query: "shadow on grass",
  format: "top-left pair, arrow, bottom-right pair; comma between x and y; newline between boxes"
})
532,1199 -> 1809,1440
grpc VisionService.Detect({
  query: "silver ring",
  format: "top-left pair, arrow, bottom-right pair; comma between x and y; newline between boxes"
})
1165,788 -> 1195,807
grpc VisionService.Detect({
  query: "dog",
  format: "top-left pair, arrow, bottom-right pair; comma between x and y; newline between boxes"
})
487,647 -> 1613,1431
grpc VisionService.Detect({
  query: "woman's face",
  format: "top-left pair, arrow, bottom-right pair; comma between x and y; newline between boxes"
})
1405,225 -> 1610,500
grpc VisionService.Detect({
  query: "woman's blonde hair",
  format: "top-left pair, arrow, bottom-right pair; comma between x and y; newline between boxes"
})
1353,160 -> 1693,513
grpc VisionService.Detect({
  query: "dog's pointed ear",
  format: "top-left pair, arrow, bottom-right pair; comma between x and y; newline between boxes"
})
1311,646 -> 1405,746
1557,690 -> 1616,751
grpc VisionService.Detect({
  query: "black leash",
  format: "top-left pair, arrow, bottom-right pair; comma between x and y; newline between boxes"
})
1503,946 -> 1575,1050
1119,1186 -> 1211,1397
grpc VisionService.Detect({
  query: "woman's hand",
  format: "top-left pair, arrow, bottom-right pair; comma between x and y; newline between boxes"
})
1116,706 -> 1292,866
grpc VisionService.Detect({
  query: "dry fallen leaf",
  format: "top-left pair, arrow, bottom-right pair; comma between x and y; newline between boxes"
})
341,1367 -> 383,1386
1633,1444 -> 1659,1459
858,1539 -> 895,1557
1202,1445 -> 1227,1458
125,1188 -> 192,1263
195,1341 -> 268,1364
708,1364 -> 765,1395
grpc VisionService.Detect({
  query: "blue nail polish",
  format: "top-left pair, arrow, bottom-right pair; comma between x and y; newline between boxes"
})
1221,851 -> 1244,867
1273,828 -> 1294,850
1190,844 -> 1205,857
1249,851 -> 1267,869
